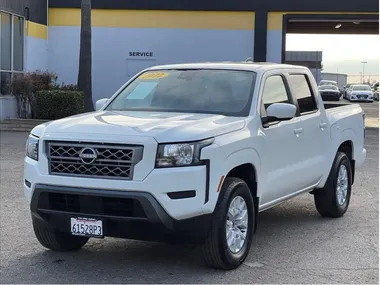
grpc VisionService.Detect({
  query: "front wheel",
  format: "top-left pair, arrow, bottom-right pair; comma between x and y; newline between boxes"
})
201,177 -> 255,270
33,217 -> 89,251
314,152 -> 352,218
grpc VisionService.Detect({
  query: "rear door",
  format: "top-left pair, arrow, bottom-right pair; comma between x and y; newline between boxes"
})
287,72 -> 330,188
257,71 -> 304,205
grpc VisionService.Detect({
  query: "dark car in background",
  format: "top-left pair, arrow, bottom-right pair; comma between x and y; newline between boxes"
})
319,85 -> 341,101
373,82 -> 379,101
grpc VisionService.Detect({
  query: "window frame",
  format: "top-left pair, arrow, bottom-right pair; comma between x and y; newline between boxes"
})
0,10 -> 25,95
288,72 -> 319,116
259,72 -> 297,128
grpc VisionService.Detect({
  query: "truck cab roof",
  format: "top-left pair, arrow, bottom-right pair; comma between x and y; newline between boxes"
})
149,62 -> 309,73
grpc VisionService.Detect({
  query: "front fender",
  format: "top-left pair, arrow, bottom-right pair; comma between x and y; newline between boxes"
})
202,148 -> 261,215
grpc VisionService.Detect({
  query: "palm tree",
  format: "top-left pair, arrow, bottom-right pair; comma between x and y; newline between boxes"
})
77,0 -> 94,112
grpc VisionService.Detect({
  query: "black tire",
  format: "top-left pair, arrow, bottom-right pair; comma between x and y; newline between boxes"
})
314,152 -> 352,218
33,217 -> 89,251
201,177 -> 255,270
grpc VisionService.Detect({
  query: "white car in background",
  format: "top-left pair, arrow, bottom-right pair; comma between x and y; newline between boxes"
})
347,84 -> 374,102
318,80 -> 338,87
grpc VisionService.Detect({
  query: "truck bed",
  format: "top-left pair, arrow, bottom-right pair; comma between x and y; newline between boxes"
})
324,102 -> 352,110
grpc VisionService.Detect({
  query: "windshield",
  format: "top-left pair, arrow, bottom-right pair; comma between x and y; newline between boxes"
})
353,85 -> 372,91
319,80 -> 336,86
105,69 -> 257,116
319,85 -> 338,90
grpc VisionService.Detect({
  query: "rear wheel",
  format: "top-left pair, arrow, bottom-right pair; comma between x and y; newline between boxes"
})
201,177 -> 255,270
33,217 -> 89,251
314,152 -> 352,218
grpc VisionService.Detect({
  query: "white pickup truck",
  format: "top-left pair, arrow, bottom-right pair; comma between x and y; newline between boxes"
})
24,62 -> 367,270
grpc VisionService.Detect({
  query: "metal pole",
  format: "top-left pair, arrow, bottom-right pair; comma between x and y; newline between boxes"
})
361,61 -> 367,84
337,69 -> 338,84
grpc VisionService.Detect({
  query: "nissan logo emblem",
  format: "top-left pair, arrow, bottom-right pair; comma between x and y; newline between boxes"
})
79,147 -> 97,164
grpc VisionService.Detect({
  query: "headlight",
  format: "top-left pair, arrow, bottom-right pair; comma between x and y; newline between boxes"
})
155,138 -> 214,168
25,134 -> 39,161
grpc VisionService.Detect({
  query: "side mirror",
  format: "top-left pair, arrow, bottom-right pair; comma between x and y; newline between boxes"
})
95,98 -> 109,111
266,103 -> 297,121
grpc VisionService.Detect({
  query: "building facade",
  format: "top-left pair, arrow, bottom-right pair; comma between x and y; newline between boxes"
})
321,72 -> 348,89
0,0 -> 378,115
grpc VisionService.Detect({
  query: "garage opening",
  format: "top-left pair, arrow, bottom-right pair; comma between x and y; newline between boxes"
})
283,14 -> 379,103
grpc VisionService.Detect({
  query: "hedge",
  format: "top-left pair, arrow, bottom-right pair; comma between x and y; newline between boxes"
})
35,90 -> 84,120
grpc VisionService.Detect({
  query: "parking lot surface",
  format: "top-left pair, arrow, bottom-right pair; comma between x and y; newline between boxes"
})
0,127 -> 379,284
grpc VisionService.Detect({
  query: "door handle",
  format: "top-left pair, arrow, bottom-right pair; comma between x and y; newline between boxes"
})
320,122 -> 328,129
294,128 -> 303,134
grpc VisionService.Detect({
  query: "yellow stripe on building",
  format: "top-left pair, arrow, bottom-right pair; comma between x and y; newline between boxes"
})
26,21 -> 48,39
268,12 -> 379,30
48,8 -> 255,30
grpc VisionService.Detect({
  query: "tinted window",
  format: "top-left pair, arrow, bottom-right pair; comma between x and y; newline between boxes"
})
1,12 -> 11,71
13,16 -> 24,71
261,75 -> 289,117
106,69 -> 256,117
319,85 -> 338,91
289,74 -> 317,114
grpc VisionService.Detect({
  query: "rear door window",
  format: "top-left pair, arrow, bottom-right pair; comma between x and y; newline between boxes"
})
289,74 -> 318,114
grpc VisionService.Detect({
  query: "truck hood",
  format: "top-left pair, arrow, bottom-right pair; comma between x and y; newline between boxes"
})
34,111 -> 246,142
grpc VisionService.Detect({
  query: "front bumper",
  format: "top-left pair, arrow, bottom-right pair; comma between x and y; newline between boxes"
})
321,94 -> 340,101
31,184 -> 212,243
349,96 -> 373,102
24,157 -> 208,220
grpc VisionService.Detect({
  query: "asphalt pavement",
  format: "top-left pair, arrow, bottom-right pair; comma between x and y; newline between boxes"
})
0,129 -> 378,284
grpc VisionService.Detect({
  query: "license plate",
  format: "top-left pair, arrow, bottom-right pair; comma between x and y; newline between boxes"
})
70,217 -> 103,238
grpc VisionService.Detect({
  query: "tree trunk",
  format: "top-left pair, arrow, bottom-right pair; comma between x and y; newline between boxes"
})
77,0 -> 94,112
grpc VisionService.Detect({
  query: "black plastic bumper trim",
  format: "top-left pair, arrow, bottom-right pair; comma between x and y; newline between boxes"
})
204,160 -> 210,204
167,190 -> 196,200
31,184 -> 176,229
30,184 -> 213,239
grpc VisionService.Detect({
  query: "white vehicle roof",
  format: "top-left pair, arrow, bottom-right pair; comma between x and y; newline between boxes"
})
148,62 -> 309,72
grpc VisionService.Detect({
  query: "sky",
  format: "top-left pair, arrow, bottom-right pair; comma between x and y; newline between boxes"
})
286,34 -> 380,76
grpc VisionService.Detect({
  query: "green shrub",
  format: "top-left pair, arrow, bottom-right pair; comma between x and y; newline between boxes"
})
35,90 -> 84,120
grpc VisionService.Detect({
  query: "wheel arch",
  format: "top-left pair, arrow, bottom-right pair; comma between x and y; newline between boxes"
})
219,149 -> 261,232
319,128 -> 356,188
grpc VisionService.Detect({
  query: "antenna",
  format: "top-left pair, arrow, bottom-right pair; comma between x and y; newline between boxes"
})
245,57 -> 253,62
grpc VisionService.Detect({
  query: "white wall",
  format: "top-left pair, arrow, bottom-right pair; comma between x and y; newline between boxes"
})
48,26 -> 255,102
321,73 -> 348,88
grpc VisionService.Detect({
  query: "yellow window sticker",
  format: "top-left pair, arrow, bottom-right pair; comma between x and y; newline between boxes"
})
138,72 -> 168,80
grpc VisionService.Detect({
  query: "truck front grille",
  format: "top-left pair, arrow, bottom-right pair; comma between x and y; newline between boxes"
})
47,141 -> 143,180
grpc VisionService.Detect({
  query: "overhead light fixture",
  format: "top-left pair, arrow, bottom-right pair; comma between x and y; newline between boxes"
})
335,23 -> 342,29
353,21 -> 360,24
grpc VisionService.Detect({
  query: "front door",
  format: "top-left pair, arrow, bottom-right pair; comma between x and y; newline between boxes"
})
258,73 -> 303,206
